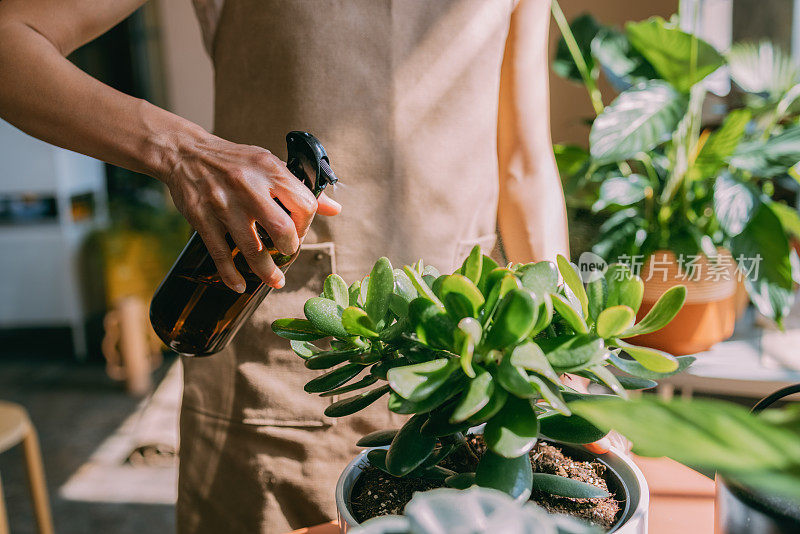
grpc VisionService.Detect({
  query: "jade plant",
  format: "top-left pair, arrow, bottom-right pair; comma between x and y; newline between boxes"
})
551,3 -> 800,324
351,487 -> 600,534
272,247 -> 688,504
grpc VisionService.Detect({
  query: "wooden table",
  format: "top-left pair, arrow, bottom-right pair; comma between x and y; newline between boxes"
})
287,457 -> 716,534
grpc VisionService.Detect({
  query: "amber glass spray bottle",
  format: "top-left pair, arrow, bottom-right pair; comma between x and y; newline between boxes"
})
149,132 -> 338,356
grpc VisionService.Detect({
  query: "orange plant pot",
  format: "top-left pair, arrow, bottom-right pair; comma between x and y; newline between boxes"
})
629,250 -> 737,356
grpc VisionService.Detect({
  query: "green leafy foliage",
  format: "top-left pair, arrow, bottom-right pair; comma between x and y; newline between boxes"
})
272,251 -> 687,501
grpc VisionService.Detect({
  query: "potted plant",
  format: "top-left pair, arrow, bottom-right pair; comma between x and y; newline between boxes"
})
551,3 -> 800,354
272,247 -> 689,532
570,386 -> 800,533
351,486 -> 601,534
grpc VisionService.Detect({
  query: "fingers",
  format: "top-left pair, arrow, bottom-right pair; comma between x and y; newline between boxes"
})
272,172 -> 319,239
317,193 -> 342,216
194,218 -> 247,293
250,195 -> 299,256
226,213 -> 285,288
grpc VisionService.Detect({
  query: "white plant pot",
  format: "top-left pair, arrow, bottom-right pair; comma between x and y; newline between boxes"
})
335,442 -> 649,533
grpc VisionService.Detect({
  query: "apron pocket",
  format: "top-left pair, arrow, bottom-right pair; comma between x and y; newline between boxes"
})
452,233 -> 497,269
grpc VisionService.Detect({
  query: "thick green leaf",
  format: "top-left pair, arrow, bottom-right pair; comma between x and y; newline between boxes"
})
440,274 -> 485,320
451,368 -> 494,423
460,245 -> 483,283
305,348 -> 363,370
348,281 -> 361,307
483,289 -> 537,350
324,385 -> 391,417
531,473 -> 610,499
386,415 -> 436,476
596,305 -> 636,338
367,449 -> 391,474
457,317 -> 481,378
590,80 -> 687,164
552,293 -> 589,334
290,339 -> 321,358
475,450 -> 533,500
539,411 -> 607,444
421,404 -> 471,437
528,375 -> 570,416
403,265 -> 445,310
626,17 -> 724,92
408,298 -> 456,349
319,375 -> 379,397
393,269 -> 417,302
387,359 -> 457,402
482,272 -> 521,323
304,297 -> 349,338
477,255 -> 500,294
605,264 -> 644,313
612,338 -> 678,373
592,174 -> 649,211
341,306 -> 379,338
620,285 -> 686,337
572,396 -> 800,500
497,357 -> 539,399
509,342 -> 560,385
467,382 -> 509,425
445,472 -> 477,489
357,429 -> 399,447
530,293 -> 554,338
519,261 -> 558,297
586,277 -> 608,322
557,255 -> 588,317
713,173 -> 758,237
694,110 -> 751,178
484,396 -> 540,458
271,318 -> 326,341
305,363 -> 364,393
539,335 -> 606,372
608,352 -> 694,380
616,375 -> 658,390
324,274 -> 350,308
585,365 -> 628,399
366,257 -> 394,324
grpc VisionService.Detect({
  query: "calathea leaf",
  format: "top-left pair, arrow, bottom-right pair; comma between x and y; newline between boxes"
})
626,17 -> 724,92
592,26 -> 658,90
693,110 -> 751,178
590,80 -> 687,164
484,395 -> 540,458
713,172 -> 759,237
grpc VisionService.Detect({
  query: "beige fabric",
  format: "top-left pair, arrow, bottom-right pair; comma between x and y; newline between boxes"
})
179,1 -> 516,532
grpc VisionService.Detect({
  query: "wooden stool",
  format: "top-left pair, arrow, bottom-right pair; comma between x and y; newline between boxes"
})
0,401 -> 54,534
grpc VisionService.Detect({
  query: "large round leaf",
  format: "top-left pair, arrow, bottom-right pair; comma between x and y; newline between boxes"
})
519,261 -> 558,297
484,396 -> 540,458
387,359 -> 457,402
271,318 -> 326,341
590,80 -> 687,164
539,335 -> 606,372
439,274 -> 485,319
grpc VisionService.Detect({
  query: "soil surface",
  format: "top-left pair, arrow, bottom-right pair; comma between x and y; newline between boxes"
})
350,436 -> 621,530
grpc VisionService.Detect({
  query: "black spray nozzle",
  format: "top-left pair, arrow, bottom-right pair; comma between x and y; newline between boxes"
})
286,131 -> 338,197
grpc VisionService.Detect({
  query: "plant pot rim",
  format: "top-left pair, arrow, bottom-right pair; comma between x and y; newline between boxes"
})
335,440 -> 649,533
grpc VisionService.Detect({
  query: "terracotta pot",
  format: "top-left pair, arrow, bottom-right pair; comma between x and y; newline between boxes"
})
630,249 -> 737,355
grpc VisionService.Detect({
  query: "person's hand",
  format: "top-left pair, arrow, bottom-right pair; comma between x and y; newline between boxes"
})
163,134 -> 341,292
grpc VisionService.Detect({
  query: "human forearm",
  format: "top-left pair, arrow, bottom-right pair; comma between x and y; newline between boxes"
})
0,10 -> 200,180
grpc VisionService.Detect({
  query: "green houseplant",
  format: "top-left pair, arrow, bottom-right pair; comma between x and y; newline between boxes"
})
551,5 -> 800,340
272,248 -> 688,531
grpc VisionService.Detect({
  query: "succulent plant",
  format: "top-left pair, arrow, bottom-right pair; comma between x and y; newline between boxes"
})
350,487 -> 601,534
272,247 -> 688,501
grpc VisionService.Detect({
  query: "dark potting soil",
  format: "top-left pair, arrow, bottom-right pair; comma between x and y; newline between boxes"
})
350,436 -> 621,530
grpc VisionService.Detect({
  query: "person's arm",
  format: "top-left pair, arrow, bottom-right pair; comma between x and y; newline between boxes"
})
497,0 -> 569,264
0,0 -> 339,293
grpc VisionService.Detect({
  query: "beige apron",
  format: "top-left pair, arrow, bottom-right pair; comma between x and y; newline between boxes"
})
180,1 -> 515,532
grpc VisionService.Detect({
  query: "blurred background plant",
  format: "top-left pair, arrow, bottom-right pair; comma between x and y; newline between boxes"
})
551,1 -> 800,325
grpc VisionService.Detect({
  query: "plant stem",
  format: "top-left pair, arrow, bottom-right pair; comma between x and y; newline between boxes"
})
551,0 -> 604,115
